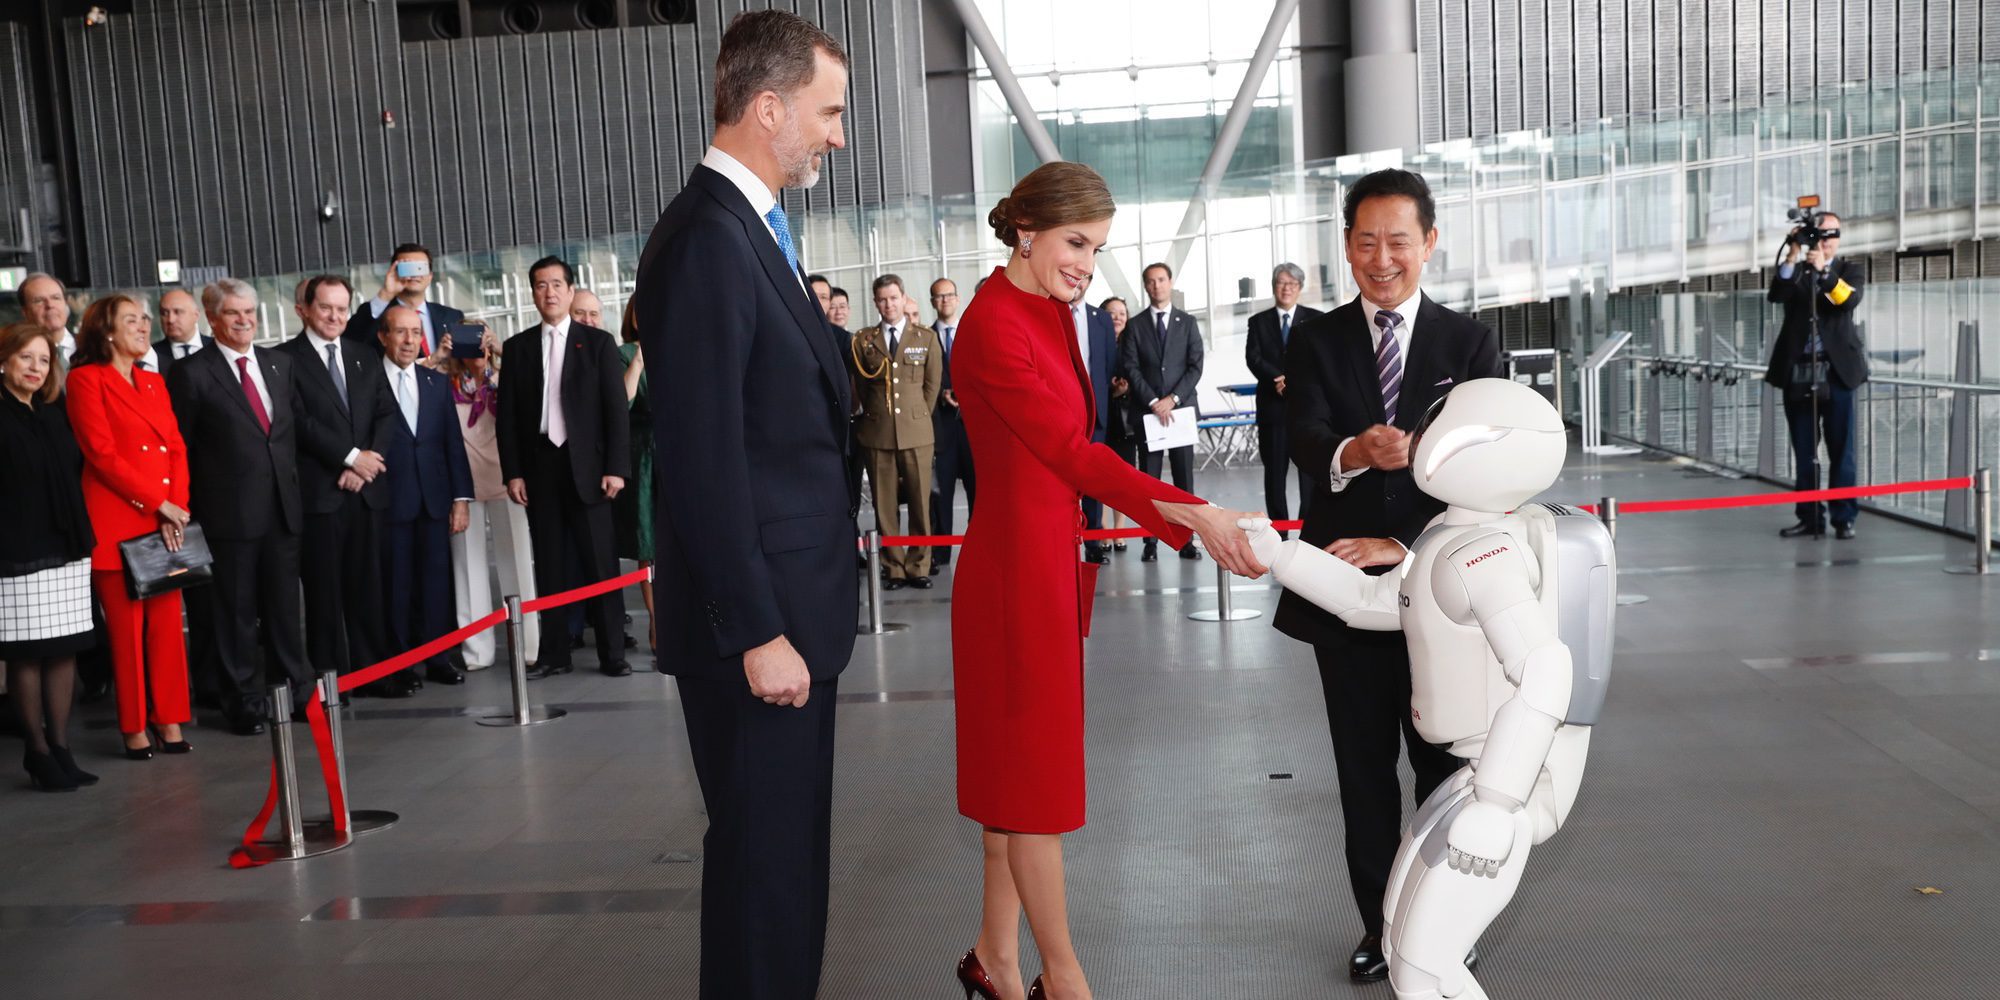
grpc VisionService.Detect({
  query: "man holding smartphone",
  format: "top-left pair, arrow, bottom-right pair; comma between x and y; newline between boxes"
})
344,243 -> 466,356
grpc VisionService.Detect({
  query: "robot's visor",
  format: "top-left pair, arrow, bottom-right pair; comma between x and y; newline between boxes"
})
1421,424 -> 1513,479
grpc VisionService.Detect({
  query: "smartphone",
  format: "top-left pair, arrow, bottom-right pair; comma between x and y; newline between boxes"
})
447,324 -> 485,358
395,259 -> 431,279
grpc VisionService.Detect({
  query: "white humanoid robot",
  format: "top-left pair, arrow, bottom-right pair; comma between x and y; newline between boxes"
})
1242,377 -> 1615,1000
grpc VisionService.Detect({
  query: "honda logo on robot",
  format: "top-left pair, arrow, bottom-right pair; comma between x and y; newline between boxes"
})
1464,545 -> 1510,568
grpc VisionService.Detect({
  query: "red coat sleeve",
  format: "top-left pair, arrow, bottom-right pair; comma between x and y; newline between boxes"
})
958,300 -> 1199,550
68,368 -> 170,516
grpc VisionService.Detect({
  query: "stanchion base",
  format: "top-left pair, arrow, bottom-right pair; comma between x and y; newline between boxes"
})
1943,565 -> 1993,575
1616,594 -> 1650,606
303,810 -> 400,836
476,706 -> 568,727
230,825 -> 354,866
858,623 -> 911,635
1188,609 -> 1264,622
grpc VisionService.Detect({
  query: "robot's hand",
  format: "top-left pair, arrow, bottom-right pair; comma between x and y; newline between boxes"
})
1237,517 -> 1284,572
1445,798 -> 1518,879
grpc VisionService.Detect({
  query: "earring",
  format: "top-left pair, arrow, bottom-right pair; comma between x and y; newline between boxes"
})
1021,236 -> 1033,258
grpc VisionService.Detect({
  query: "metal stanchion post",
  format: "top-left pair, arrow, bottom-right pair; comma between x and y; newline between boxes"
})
1190,561 -> 1263,622
479,595 -> 567,726
1599,497 -> 1650,606
232,683 -> 352,865
1946,467 -> 1994,576
857,530 -> 909,635
302,673 -> 398,836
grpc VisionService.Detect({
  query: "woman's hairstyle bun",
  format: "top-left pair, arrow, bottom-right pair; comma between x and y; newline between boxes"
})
987,162 -> 1115,248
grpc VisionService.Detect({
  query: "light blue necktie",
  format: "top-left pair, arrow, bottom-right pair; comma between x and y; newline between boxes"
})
765,204 -> 801,276
397,369 -> 418,433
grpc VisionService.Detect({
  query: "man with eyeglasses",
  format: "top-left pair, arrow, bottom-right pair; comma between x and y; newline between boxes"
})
927,277 -> 973,571
1246,262 -> 1324,536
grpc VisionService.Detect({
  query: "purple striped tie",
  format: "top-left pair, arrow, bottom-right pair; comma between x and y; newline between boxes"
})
1375,309 -> 1403,424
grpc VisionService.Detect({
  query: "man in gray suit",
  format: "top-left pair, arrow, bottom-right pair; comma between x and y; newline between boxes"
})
1118,261 -> 1205,561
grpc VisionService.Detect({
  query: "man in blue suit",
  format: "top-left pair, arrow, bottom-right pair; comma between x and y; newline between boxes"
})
631,11 -> 856,999
368,305 -> 474,693
1071,282 -> 1121,563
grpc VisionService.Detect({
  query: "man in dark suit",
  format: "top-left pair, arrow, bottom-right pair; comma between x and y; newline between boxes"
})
165,279 -> 315,735
277,276 -> 402,699
1070,283 -> 1119,563
148,288 -> 213,376
630,11 -> 856,999
1276,169 -> 1503,982
343,243 -> 466,356
1246,262 -> 1325,536
1119,261 -> 1205,561
928,277 -> 974,572
1764,212 -> 1867,540
496,255 -> 631,679
372,306 -> 475,690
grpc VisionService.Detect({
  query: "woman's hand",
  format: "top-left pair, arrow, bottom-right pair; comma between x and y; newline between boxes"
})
157,501 -> 191,552
1155,502 -> 1267,579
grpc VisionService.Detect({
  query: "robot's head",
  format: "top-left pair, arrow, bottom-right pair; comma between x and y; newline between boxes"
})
1410,377 -> 1567,512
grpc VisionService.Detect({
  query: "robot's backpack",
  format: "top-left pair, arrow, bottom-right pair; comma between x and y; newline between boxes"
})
1521,503 -> 1616,726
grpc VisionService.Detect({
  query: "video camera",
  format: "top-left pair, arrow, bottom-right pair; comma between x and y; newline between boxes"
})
1786,194 -> 1839,248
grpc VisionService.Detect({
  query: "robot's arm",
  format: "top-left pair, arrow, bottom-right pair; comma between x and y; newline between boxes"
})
1439,535 -> 1574,877
1242,519 -> 1403,631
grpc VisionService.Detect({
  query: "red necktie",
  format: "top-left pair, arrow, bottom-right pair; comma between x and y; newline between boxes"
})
237,356 -> 271,434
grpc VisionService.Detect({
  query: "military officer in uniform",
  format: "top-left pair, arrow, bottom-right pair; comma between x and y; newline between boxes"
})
851,273 -> 944,590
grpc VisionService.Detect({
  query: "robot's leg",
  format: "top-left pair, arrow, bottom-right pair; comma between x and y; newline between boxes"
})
1383,798 -> 1536,1000
1383,763 -> 1476,936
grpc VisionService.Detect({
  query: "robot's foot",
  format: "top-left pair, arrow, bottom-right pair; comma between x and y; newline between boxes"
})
1390,956 -> 1492,1000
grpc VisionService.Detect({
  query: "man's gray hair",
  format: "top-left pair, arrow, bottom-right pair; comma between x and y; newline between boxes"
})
712,10 -> 847,127
16,271 -> 62,306
201,277 -> 258,314
1272,262 -> 1305,287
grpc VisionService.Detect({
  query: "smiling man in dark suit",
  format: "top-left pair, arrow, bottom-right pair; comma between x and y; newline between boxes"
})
1277,168 -> 1503,982
1246,262 -> 1324,536
631,11 -> 856,999
1120,261 -> 1205,561
496,255 -> 630,680
165,279 -> 315,735
277,275 -> 400,698
372,306 -> 475,692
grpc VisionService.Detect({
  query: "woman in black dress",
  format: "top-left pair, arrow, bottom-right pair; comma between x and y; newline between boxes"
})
0,322 -> 99,792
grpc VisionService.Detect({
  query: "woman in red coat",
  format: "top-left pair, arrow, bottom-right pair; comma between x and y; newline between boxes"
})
66,295 -> 195,758
949,162 -> 1266,1000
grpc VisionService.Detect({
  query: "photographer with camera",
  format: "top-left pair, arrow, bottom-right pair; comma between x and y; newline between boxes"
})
344,243 -> 467,357
1763,205 -> 1867,540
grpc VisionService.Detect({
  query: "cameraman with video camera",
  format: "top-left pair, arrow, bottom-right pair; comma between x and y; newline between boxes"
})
1763,203 -> 1867,540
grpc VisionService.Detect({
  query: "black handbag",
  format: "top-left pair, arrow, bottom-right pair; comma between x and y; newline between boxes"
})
118,520 -> 214,600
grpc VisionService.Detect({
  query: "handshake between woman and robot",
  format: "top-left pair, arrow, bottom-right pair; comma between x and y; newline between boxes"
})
1235,378 -> 1617,1000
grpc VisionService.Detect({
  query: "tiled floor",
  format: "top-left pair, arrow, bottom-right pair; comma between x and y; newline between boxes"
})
3,454 -> 1998,999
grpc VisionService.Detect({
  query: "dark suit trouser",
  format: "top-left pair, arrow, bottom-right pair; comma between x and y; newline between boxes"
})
1314,637 -> 1459,935
930,412 -> 975,564
301,497 -> 389,676
1138,444 -> 1194,549
527,438 -> 621,669
1256,412 -> 1310,524
184,585 -> 222,707
1784,381 -> 1858,529
379,513 -> 454,672
678,672 -> 838,1000
207,532 -> 311,718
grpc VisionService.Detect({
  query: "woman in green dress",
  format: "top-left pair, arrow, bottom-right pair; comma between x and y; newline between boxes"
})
614,306 -> 655,652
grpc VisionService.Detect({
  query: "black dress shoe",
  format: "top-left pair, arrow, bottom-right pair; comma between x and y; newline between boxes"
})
426,662 -> 467,685
122,742 -> 154,761
526,662 -> 573,681
600,661 -> 632,677
1178,545 -> 1202,561
569,634 -> 586,650
622,632 -> 638,649
1350,933 -> 1388,982
1141,542 -> 1158,562
1834,522 -> 1856,540
1112,540 -> 1127,552
883,578 -> 907,591
358,677 -> 415,699
1778,521 -> 1824,538
908,576 -> 933,590
226,716 -> 266,737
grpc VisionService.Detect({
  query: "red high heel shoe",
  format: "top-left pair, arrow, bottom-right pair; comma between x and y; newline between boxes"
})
1026,975 -> 1047,1000
957,948 -> 1002,1000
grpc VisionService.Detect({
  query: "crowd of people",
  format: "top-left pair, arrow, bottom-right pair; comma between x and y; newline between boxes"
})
0,248 -> 660,791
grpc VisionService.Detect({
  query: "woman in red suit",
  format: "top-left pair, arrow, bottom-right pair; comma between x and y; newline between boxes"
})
65,295 -> 195,759
950,162 -> 1266,1000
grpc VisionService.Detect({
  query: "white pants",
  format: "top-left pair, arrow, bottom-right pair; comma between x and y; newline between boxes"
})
451,498 -> 539,667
